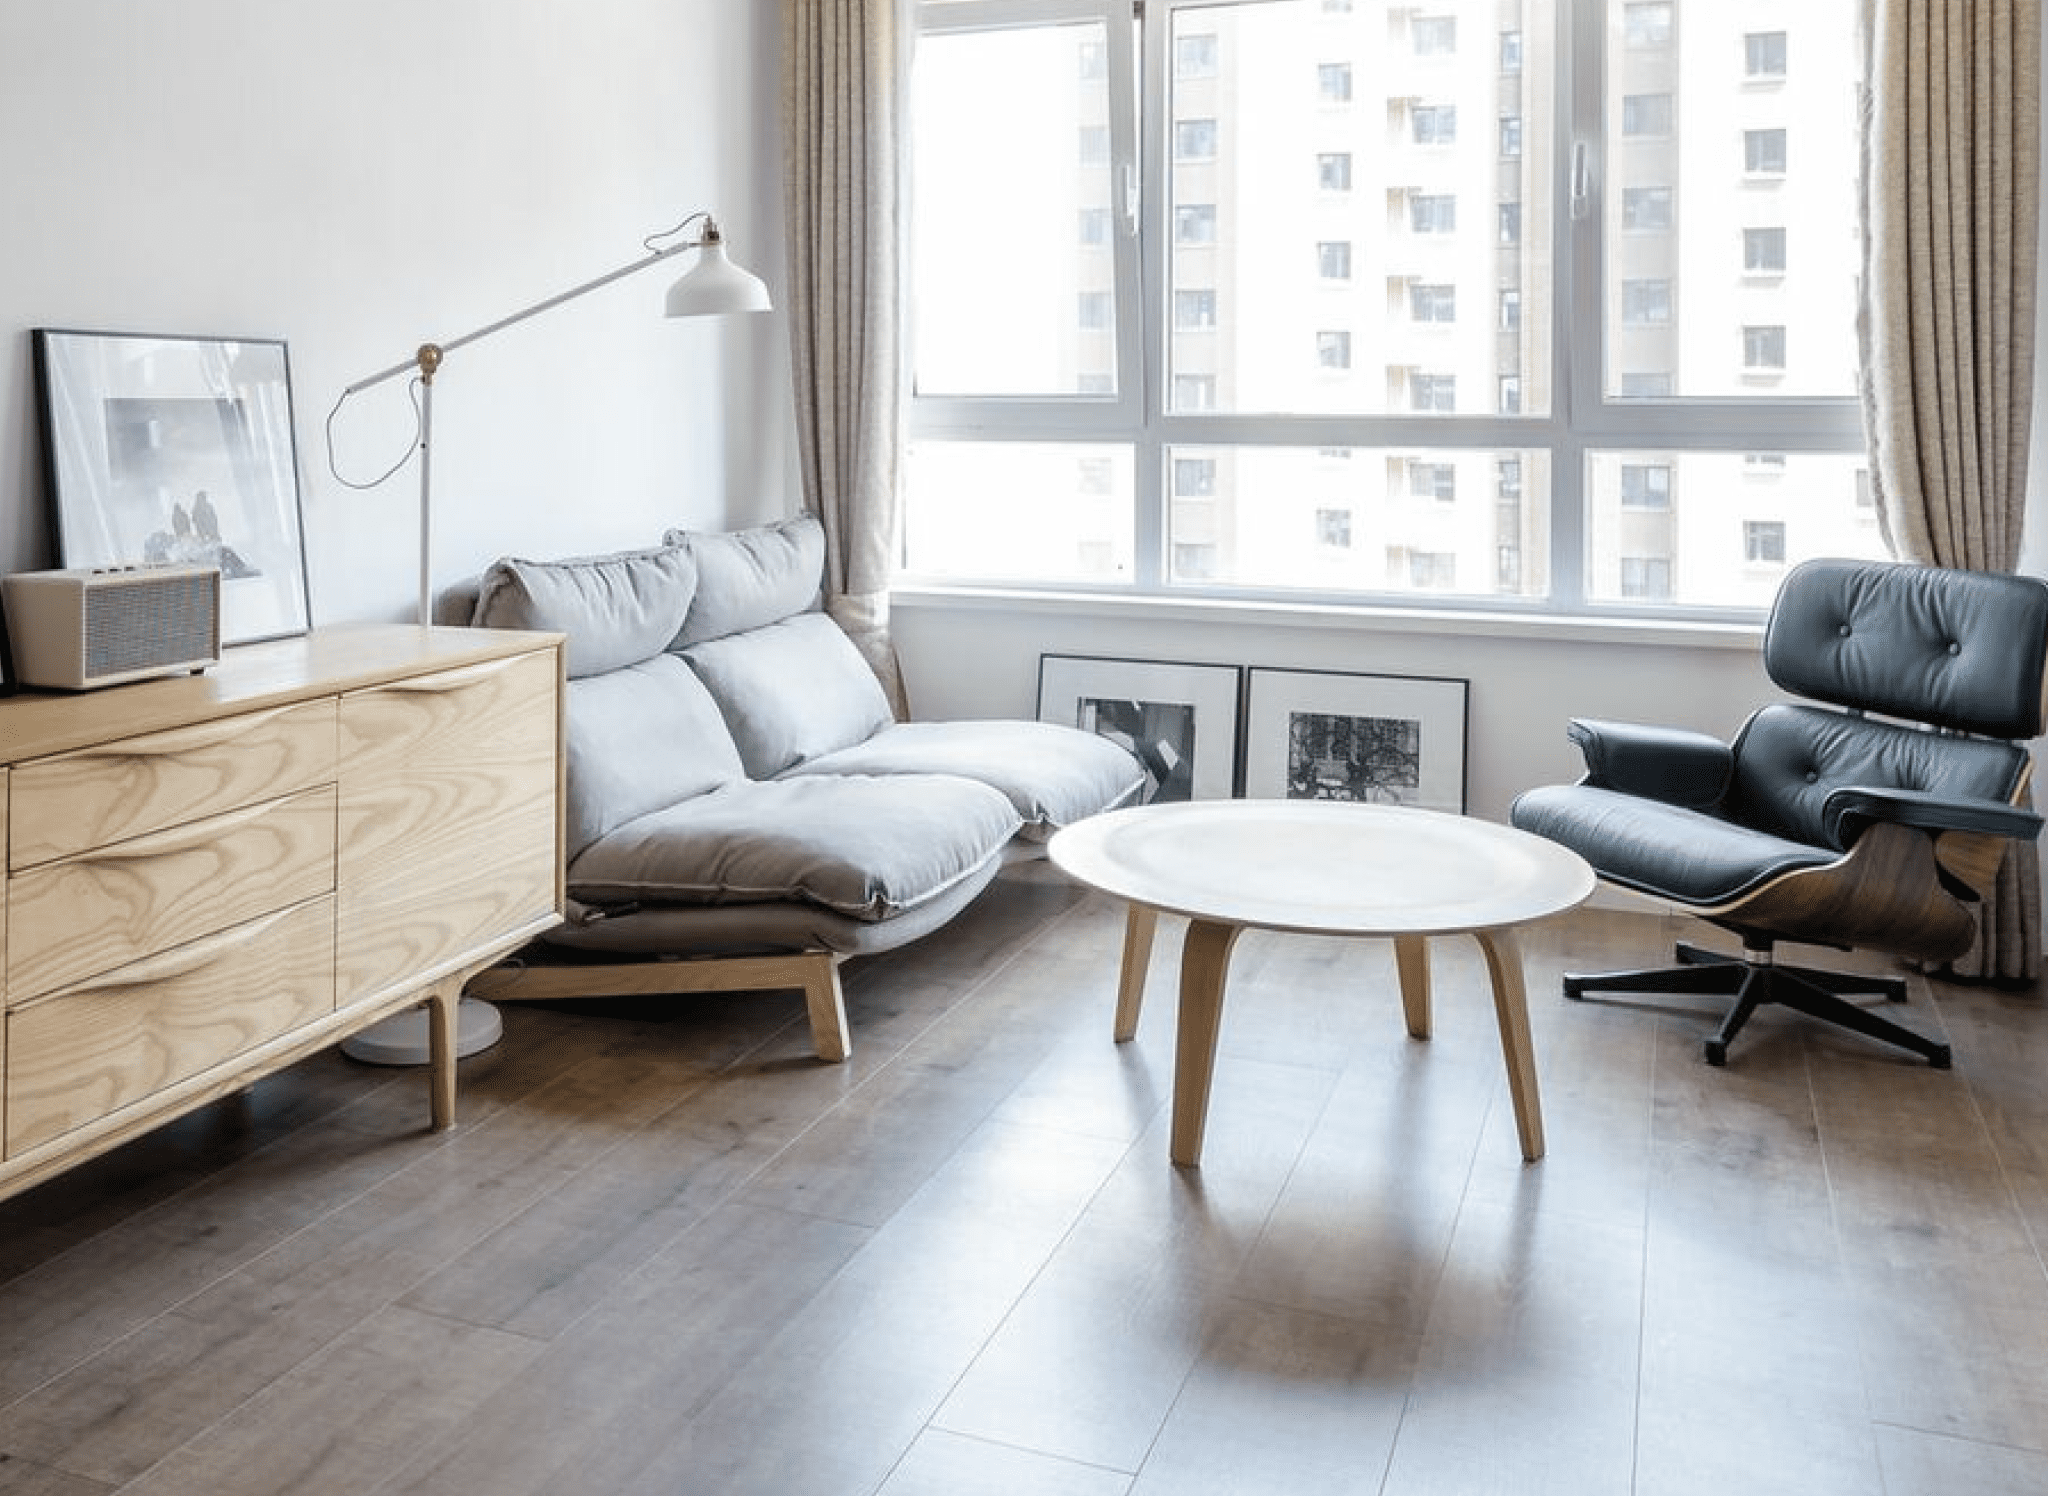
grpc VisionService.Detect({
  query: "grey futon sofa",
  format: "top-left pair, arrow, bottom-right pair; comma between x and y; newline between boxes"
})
462,514 -> 1146,1058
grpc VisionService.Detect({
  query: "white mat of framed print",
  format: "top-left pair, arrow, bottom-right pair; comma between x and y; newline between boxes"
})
34,329 -> 312,645
1243,667 -> 1467,812
1038,655 -> 1243,801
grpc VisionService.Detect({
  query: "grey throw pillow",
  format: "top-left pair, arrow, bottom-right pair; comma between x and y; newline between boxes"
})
666,514 -> 825,645
475,544 -> 697,679
683,613 -> 894,778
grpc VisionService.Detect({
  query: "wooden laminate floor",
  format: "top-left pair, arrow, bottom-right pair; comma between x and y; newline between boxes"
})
3,862 -> 2047,1495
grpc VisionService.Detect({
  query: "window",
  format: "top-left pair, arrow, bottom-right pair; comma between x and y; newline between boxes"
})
1622,186 -> 1673,231
1621,92 -> 1673,136
1744,325 -> 1787,370
1745,520 -> 1787,564
1745,31 -> 1787,79
1409,461 -> 1456,500
1744,227 -> 1787,273
1412,104 -> 1458,145
1410,193 -> 1457,232
1745,128 -> 1787,175
909,0 -> 1874,613
1413,16 -> 1456,54
1411,283 -> 1456,323
1174,118 -> 1218,159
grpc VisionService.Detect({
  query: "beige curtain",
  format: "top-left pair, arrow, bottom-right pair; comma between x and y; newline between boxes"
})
1858,0 -> 2043,980
783,0 -> 910,716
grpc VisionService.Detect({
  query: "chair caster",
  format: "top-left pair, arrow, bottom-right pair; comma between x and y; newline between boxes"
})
1929,1044 -> 1953,1070
1704,1038 -> 1728,1066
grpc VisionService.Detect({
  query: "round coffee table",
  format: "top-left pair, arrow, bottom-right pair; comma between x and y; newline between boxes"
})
1048,800 -> 1596,1166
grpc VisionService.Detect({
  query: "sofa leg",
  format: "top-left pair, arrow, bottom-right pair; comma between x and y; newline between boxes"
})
802,953 -> 852,1063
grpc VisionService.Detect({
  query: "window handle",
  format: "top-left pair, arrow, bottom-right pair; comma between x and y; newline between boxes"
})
1570,142 -> 1593,220
1121,161 -> 1141,235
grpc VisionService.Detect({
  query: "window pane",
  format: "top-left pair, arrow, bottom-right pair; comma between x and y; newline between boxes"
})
913,23 -> 1118,397
1585,451 -> 1884,607
1165,446 -> 1551,598
904,442 -> 1133,582
1605,0 -> 1856,398
1166,1 -> 1552,417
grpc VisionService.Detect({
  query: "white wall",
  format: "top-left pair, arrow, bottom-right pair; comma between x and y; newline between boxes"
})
0,0 -> 795,626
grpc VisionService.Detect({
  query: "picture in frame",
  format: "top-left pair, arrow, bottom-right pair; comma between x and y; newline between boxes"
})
1243,667 -> 1468,812
1038,654 -> 1243,801
33,328 -> 312,645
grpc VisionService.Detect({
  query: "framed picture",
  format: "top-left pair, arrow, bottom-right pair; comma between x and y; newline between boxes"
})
1243,667 -> 1468,812
1038,654 -> 1243,801
34,328 -> 311,645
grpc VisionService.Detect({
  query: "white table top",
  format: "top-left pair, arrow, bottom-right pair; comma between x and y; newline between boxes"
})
1049,800 -> 1597,938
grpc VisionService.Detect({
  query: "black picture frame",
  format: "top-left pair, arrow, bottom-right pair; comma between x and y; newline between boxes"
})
33,328 -> 312,645
1243,667 -> 1469,813
1037,654 -> 1244,801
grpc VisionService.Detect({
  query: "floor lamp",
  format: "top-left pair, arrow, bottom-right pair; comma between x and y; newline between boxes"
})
328,210 -> 771,1066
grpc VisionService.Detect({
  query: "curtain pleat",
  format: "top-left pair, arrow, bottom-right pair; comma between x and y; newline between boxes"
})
782,0 -> 910,716
1859,0 -> 2043,981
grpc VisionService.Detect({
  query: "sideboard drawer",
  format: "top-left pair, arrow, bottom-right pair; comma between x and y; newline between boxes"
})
5,896 -> 336,1158
8,699 -> 337,870
337,649 -> 560,1005
7,785 -> 338,1002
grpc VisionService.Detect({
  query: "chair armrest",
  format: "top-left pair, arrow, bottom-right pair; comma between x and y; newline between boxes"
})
1567,718 -> 1732,809
1823,785 -> 2044,847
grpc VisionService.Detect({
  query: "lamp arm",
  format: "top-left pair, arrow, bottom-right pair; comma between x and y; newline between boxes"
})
342,216 -> 719,395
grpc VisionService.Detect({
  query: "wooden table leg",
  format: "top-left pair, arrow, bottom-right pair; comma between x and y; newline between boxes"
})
427,982 -> 460,1133
1114,904 -> 1159,1042
1394,934 -> 1432,1039
1476,928 -> 1545,1161
1171,918 -> 1243,1168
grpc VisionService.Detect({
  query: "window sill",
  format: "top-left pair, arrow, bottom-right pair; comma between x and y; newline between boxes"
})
889,583 -> 1766,652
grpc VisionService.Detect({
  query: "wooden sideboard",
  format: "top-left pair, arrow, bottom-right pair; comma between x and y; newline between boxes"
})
0,625 -> 564,1205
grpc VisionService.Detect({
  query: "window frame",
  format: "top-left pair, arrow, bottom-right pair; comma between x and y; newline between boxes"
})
908,0 -> 1866,624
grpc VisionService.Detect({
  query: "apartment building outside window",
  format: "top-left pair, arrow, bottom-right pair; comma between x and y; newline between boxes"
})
908,0 -> 1877,614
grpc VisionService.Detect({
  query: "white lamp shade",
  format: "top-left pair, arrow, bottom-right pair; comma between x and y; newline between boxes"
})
665,240 -> 772,317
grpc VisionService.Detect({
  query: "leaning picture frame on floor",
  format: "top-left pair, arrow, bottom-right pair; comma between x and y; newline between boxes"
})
1037,654 -> 1243,801
1243,667 -> 1468,813
33,328 -> 312,646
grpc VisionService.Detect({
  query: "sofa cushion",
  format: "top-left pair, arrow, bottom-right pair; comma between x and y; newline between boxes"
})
566,773 -> 1022,921
475,544 -> 697,679
683,612 -> 895,778
793,720 -> 1149,835
667,514 -> 825,645
563,655 -> 747,861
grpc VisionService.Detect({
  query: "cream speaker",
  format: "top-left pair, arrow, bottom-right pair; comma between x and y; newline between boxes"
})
3,564 -> 222,690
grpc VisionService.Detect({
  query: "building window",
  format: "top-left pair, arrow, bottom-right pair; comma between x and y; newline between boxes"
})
1744,226 -> 1787,273
1317,330 -> 1353,369
1745,31 -> 1787,79
1317,508 -> 1354,547
1318,61 -> 1353,103
1079,208 -> 1112,245
1174,204 -> 1217,244
1172,374 -> 1216,411
1744,324 -> 1787,370
1317,152 -> 1353,190
1078,291 -> 1113,329
1745,520 -> 1787,563
1620,556 -> 1673,599
1620,462 -> 1672,508
1176,32 -> 1219,77
1412,104 -> 1458,145
1408,550 -> 1457,588
1622,279 -> 1673,325
1745,128 -> 1788,175
1500,290 -> 1521,330
1079,40 -> 1108,79
1411,282 -> 1456,322
1413,16 -> 1457,55
1498,456 -> 1524,498
1410,193 -> 1457,232
1622,185 -> 1673,232
1317,241 -> 1353,280
1409,460 -> 1457,500
1499,375 -> 1522,414
1174,118 -> 1218,160
1624,2 -> 1674,47
1078,124 -> 1111,165
1174,289 -> 1216,328
1411,373 -> 1457,412
1620,371 -> 1675,398
1500,29 -> 1523,73
1174,456 -> 1217,495
1500,115 -> 1523,158
1498,201 -> 1522,244
1621,92 -> 1674,137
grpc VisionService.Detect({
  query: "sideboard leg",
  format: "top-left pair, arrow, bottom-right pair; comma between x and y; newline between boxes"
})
427,983 -> 460,1131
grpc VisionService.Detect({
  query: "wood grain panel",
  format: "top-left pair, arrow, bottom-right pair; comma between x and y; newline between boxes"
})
8,698 -> 337,870
336,649 -> 560,1008
7,785 -> 338,1002
5,897 -> 336,1157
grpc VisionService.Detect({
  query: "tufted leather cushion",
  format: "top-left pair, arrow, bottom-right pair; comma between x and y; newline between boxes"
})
1764,558 -> 2048,739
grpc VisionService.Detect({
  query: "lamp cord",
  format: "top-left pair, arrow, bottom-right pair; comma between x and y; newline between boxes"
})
325,377 -> 424,491
643,209 -> 711,255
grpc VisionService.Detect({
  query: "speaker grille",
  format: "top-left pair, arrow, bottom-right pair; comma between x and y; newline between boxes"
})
84,573 -> 219,677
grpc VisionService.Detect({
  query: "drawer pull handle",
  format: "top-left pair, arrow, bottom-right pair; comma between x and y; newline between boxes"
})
74,794 -> 305,865
62,703 -> 310,761
374,654 -> 534,696
44,905 -> 308,997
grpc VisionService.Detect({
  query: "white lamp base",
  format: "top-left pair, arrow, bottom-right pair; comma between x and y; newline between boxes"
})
340,997 -> 504,1067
